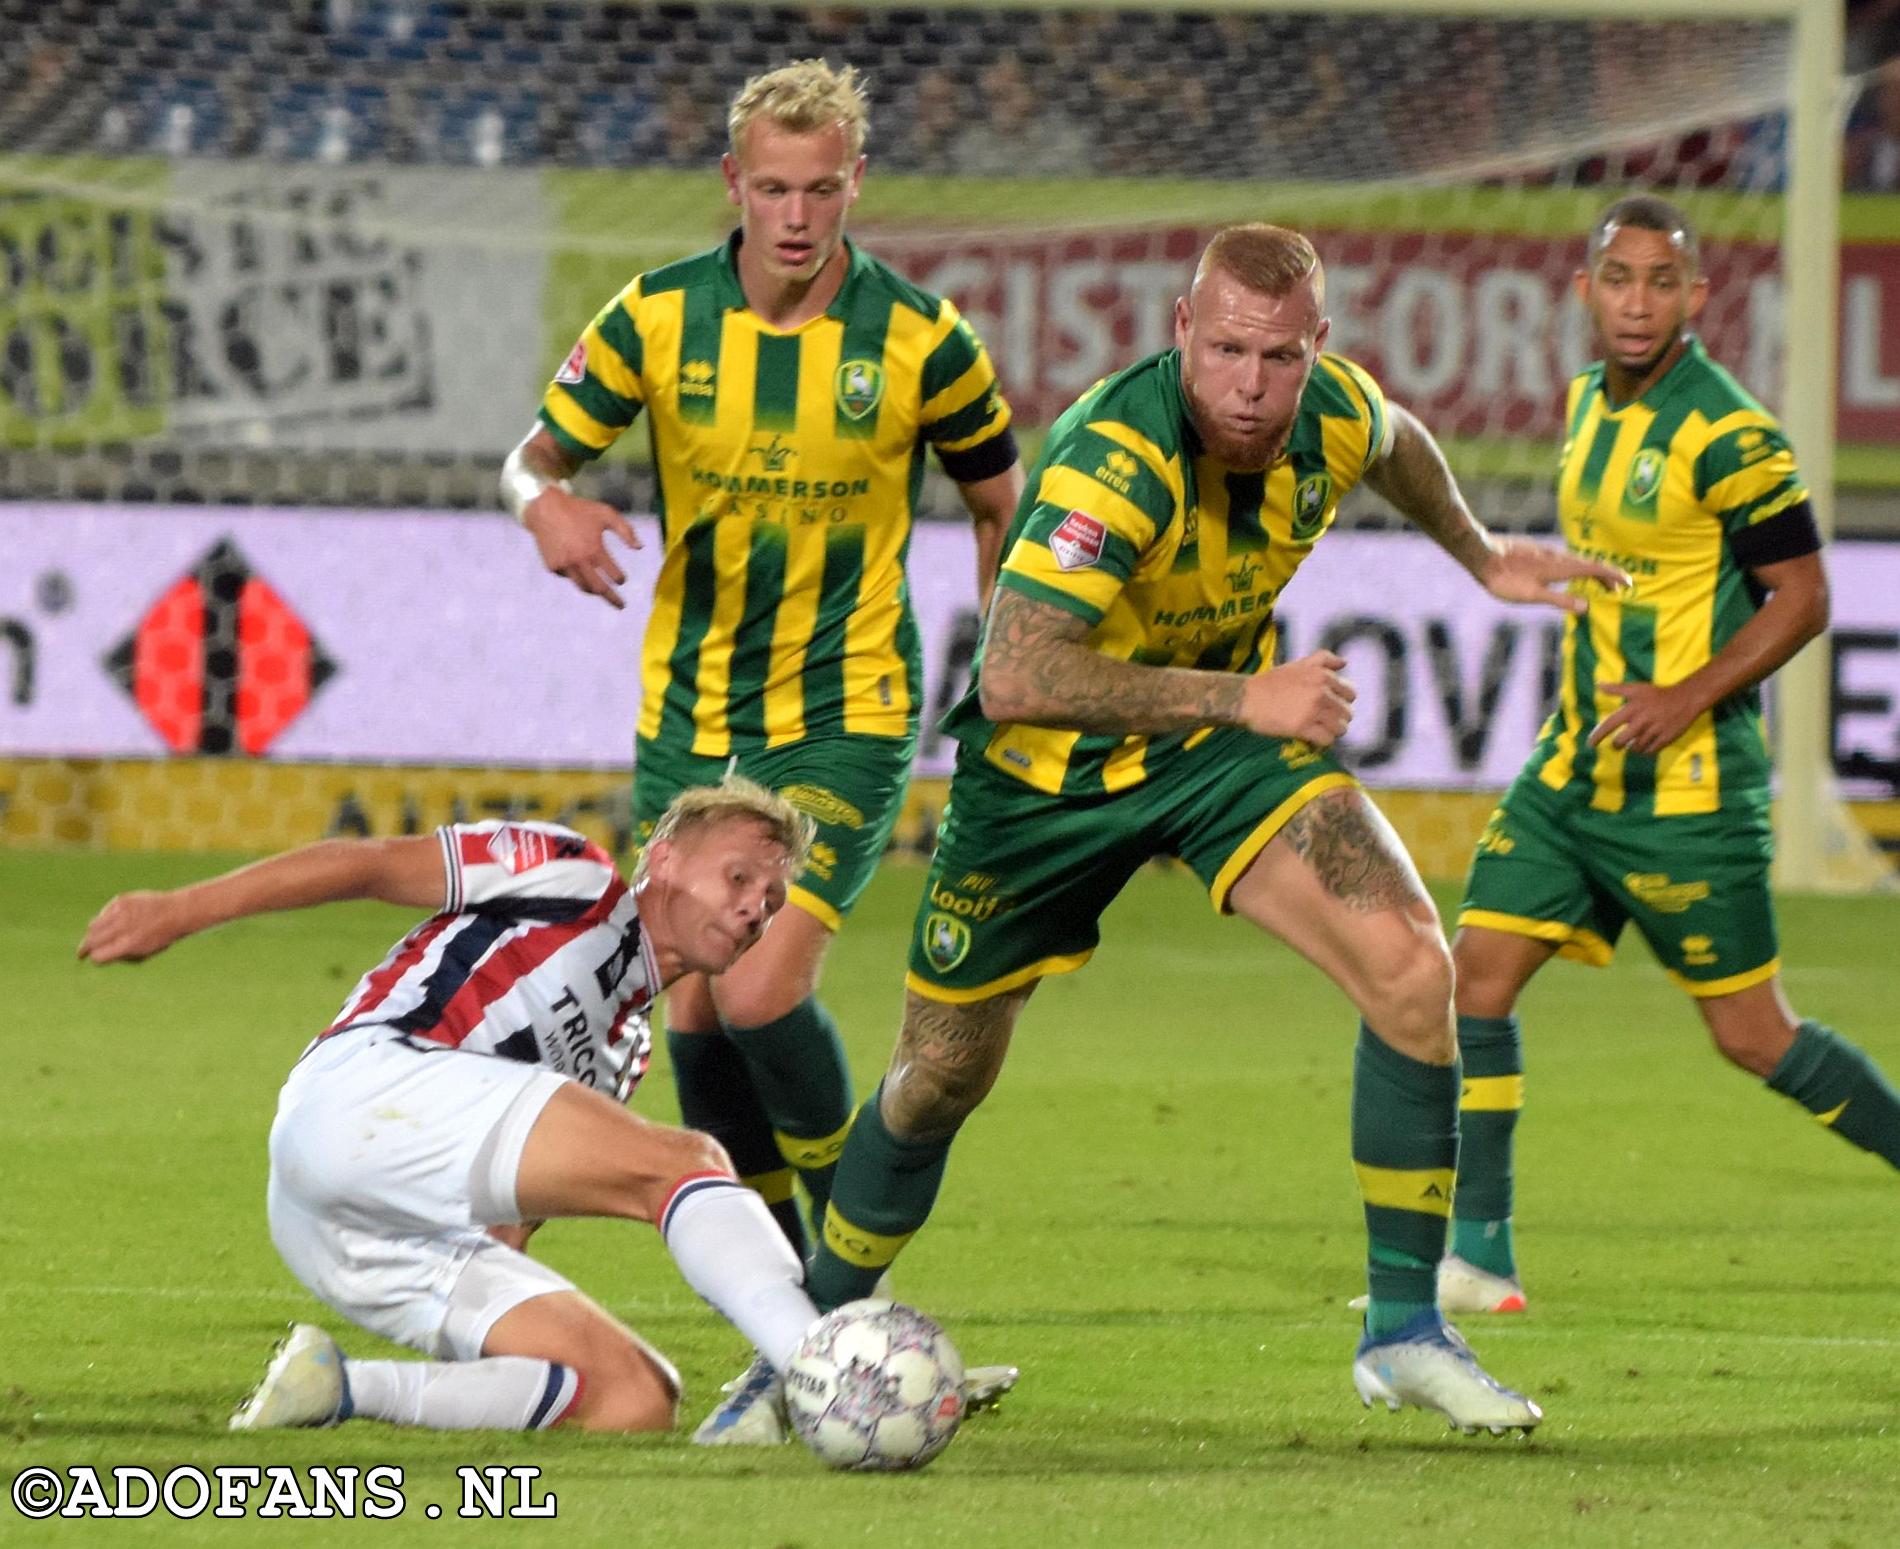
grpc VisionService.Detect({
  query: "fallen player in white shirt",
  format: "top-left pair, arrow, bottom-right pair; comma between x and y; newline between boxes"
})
79,775 -> 823,1435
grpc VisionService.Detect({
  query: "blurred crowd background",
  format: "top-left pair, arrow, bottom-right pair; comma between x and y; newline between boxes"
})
0,0 -> 1894,187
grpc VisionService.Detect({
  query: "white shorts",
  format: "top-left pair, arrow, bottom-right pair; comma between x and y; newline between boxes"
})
267,1032 -> 579,1362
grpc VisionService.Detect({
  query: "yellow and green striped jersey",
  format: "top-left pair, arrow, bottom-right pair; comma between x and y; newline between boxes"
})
538,234 -> 1015,754
942,348 -> 1390,796
1531,337 -> 1814,817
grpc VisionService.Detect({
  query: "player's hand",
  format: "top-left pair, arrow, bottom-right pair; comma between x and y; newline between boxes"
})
523,487 -> 642,610
1238,651 -> 1355,746
1478,536 -> 1629,615
1588,681 -> 1706,754
78,891 -> 188,965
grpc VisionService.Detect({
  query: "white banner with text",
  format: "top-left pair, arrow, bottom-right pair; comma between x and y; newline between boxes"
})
4,504 -> 1897,793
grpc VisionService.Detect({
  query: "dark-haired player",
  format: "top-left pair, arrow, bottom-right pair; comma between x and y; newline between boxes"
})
1439,195 -> 1900,1316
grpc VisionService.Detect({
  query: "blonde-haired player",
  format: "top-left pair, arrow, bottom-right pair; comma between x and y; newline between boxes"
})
82,779 -> 833,1435
501,57 -> 1023,1441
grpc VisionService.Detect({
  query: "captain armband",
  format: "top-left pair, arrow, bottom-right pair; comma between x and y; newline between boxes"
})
1727,499 -> 1822,570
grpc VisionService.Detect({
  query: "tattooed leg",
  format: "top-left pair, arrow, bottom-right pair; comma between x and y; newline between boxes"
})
804,986 -> 1036,1310
880,987 -> 1035,1142
1228,788 -> 1454,1062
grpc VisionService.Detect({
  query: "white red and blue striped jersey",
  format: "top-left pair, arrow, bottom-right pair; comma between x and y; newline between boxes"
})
316,821 -> 658,1103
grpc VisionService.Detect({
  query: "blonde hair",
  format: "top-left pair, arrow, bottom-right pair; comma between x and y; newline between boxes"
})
1194,223 -> 1325,310
728,58 -> 871,161
636,773 -> 815,883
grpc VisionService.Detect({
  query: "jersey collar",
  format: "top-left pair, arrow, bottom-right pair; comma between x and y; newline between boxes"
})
715,231 -> 868,322
1163,349 -> 1205,459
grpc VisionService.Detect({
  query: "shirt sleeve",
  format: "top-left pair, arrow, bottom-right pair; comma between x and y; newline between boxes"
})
1315,354 -> 1393,479
918,300 -> 1018,484
537,279 -> 648,462
1694,412 -> 1809,538
995,422 -> 1176,625
439,822 -> 617,916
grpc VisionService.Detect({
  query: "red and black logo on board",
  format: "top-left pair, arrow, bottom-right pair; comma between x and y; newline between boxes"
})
104,538 -> 338,756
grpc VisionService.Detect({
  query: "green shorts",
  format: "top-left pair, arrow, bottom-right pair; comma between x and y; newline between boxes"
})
633,732 -> 915,929
907,728 -> 1358,1002
1457,769 -> 1778,997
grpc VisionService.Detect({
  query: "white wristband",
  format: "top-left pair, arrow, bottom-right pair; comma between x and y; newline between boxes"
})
500,445 -> 572,525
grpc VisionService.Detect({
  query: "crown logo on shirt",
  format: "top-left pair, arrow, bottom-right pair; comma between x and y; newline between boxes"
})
748,433 -> 795,472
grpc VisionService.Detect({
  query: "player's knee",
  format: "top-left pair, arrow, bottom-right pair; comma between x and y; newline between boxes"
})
1696,983 -> 1799,1078
567,1340 -> 682,1433
1361,926 -> 1456,1052
715,979 -> 805,1030
1706,1015 -> 1791,1079
1382,924 -> 1454,1010
604,1124 -> 734,1222
684,1126 -> 733,1175
1450,931 -> 1528,1019
658,1127 -> 735,1192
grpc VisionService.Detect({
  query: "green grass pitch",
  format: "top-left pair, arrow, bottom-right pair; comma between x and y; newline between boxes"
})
4,847 -> 1899,1546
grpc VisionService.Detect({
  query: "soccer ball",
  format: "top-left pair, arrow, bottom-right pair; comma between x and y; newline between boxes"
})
784,1299 -> 966,1471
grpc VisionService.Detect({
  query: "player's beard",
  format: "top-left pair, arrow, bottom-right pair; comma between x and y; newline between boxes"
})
1186,393 -> 1288,470
1180,368 -> 1291,471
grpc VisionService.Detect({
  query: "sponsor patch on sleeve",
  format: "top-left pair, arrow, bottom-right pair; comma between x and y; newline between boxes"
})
485,825 -> 551,874
555,338 -> 588,385
1049,509 -> 1107,572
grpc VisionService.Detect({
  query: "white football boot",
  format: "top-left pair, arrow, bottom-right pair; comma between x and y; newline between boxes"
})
1436,1254 -> 1528,1316
692,1350 -> 1022,1445
1348,1255 -> 1529,1315
962,1364 -> 1021,1414
1352,1310 -> 1542,1436
691,1354 -> 790,1446
229,1323 -> 347,1430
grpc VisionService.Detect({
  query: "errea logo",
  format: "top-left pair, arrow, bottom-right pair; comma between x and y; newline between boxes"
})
680,360 -> 716,397
1093,449 -> 1139,493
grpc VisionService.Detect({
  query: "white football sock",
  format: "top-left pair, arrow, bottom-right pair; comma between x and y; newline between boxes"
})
659,1173 -> 818,1370
343,1357 -> 580,1431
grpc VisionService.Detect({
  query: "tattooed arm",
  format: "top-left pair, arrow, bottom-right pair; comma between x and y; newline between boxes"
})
1363,403 -> 1626,613
977,587 -> 1356,744
1360,402 -> 1493,574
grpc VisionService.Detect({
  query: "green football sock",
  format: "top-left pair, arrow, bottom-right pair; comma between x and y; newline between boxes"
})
805,1085 -> 955,1312
666,1027 -> 807,1258
1767,1021 -> 1900,1169
726,997 -> 855,1231
1353,1024 -> 1459,1339
1450,1013 -> 1522,1279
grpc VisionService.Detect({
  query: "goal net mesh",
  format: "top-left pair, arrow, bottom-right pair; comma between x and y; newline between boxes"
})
6,1 -> 1886,883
